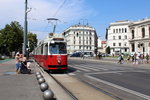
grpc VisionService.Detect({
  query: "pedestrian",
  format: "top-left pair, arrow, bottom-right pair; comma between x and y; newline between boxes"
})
15,54 -> 20,74
20,55 -> 31,74
131,55 -> 134,62
140,53 -> 144,64
98,52 -> 102,59
136,53 -> 140,64
127,55 -> 131,63
146,53 -> 149,63
118,55 -> 122,64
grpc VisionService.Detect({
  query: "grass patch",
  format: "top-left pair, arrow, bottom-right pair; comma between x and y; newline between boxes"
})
0,59 -> 13,63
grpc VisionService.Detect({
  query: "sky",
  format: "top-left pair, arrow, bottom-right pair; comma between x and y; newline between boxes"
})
0,0 -> 150,41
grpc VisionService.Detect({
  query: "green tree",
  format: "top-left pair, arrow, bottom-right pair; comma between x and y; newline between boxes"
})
28,32 -> 37,52
0,21 -> 23,55
106,46 -> 110,54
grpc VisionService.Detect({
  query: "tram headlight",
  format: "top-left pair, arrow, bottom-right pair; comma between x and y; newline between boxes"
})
51,40 -> 55,44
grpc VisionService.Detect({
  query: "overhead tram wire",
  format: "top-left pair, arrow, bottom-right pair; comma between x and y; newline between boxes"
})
52,0 -> 67,17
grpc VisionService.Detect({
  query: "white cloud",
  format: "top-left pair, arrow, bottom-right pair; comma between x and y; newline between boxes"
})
0,0 -> 94,40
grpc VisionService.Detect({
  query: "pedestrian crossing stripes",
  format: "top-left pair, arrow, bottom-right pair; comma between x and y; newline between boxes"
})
69,64 -> 108,72
79,64 -> 109,71
70,65 -> 90,72
69,63 -> 141,73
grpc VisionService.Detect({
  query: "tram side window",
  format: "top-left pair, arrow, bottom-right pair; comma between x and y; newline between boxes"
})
43,44 -> 48,55
41,44 -> 43,55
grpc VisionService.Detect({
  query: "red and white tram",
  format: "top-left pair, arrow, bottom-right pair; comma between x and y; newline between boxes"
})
33,33 -> 68,72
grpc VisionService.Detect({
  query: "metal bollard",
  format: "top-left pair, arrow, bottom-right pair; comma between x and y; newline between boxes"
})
35,72 -> 41,76
43,89 -> 54,100
36,74 -> 43,79
38,78 -> 45,84
40,82 -> 49,92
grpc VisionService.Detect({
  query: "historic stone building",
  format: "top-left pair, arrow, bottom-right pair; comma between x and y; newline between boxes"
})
106,20 -> 131,55
129,18 -> 150,55
62,24 -> 98,55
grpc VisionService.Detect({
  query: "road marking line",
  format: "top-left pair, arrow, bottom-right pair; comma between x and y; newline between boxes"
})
79,64 -> 109,71
74,65 -> 98,71
69,65 -> 90,72
68,73 -> 75,75
86,75 -> 150,100
86,70 -> 145,75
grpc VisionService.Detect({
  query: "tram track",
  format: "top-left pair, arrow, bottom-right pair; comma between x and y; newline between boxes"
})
49,73 -> 78,100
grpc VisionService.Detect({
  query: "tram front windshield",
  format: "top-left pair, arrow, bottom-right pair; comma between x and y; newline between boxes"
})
49,43 -> 67,54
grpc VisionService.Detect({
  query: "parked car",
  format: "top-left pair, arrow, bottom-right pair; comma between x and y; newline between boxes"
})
70,52 -> 81,57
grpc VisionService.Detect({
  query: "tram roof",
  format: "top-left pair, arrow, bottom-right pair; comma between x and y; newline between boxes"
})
39,33 -> 66,44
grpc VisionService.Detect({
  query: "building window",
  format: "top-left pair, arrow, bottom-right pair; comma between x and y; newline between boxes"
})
132,30 -> 134,39
79,41 -> 81,44
90,41 -> 91,45
131,43 -> 135,52
122,28 -> 124,33
119,36 -> 121,39
142,28 -> 145,38
86,41 -> 88,44
125,48 -> 127,52
86,46 -> 88,49
124,42 -> 127,46
119,43 -> 121,46
125,35 -> 127,39
113,29 -> 115,33
77,33 -> 79,37
79,46 -> 81,49
125,28 -> 127,33
113,43 -> 116,46
113,36 -> 115,40
90,32 -> 92,35
119,29 -> 121,33
116,29 -> 118,33
149,27 -> 150,37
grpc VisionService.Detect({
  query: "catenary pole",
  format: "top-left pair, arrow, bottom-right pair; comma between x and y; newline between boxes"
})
23,0 -> 28,55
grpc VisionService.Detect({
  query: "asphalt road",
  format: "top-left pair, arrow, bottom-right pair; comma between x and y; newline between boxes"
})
68,58 -> 150,100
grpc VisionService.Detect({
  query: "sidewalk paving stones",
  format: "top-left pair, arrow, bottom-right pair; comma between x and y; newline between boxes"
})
0,59 -> 43,100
